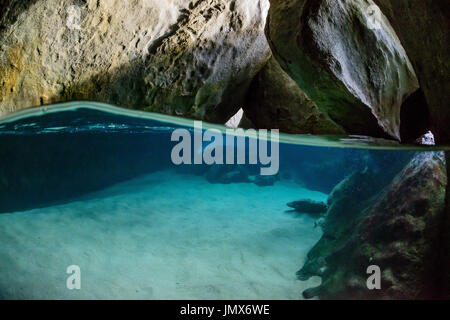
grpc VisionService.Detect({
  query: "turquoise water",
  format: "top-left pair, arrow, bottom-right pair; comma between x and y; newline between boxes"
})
0,102 -> 439,299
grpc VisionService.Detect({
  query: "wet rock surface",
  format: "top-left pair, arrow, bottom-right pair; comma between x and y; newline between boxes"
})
299,152 -> 448,299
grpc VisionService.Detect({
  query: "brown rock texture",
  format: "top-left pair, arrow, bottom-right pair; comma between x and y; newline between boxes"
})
0,0 -> 271,123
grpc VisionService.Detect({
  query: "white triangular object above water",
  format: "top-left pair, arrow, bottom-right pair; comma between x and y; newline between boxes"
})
225,108 -> 244,129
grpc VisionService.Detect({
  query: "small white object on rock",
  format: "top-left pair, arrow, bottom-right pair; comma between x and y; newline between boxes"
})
225,108 -> 244,129
417,131 -> 435,146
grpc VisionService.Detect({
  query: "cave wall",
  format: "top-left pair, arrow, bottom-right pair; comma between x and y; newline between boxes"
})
373,0 -> 450,144
0,0 -> 271,124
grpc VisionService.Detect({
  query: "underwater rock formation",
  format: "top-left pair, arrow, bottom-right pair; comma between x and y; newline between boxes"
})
266,0 -> 419,140
287,199 -> 327,215
0,0 -> 270,123
443,152 -> 450,299
373,0 -> 450,144
252,174 -> 278,187
299,152 -> 447,299
244,56 -> 345,135
205,165 -> 250,184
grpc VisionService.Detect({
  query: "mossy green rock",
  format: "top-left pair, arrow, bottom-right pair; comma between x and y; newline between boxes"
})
244,56 -> 345,134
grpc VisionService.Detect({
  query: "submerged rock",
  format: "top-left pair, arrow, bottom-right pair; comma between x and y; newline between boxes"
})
0,0 -> 271,123
205,165 -> 250,184
287,199 -> 327,215
299,152 -> 448,299
205,166 -> 280,187
251,174 -> 278,187
266,0 -> 419,140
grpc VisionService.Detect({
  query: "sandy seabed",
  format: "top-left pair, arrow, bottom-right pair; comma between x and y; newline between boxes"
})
0,170 -> 324,299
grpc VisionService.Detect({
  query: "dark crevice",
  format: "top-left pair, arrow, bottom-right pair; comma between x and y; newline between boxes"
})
400,88 -> 431,143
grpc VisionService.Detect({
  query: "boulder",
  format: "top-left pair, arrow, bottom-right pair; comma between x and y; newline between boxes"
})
296,150 -> 413,282
299,152 -> 448,299
244,56 -> 345,134
373,0 -> 450,144
266,0 -> 419,140
0,0 -> 271,123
